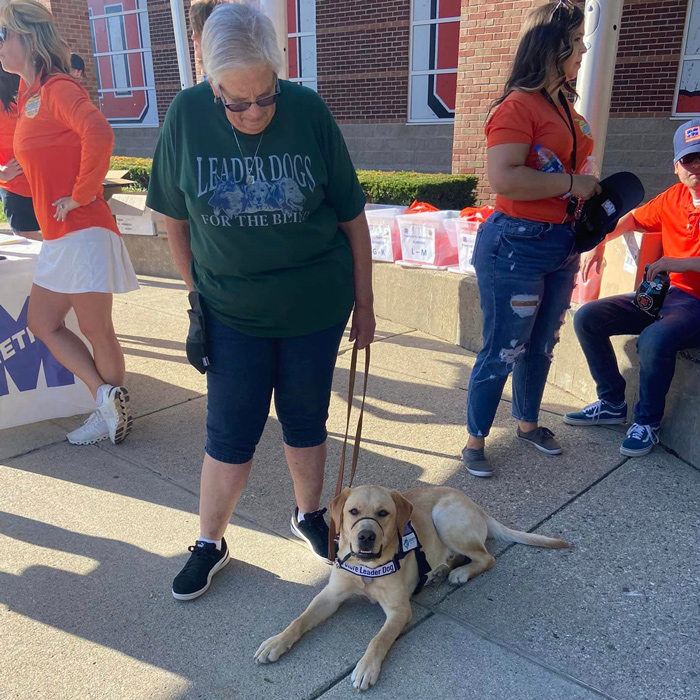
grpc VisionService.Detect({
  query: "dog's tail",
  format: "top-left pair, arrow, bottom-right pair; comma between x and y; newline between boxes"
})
486,515 -> 569,549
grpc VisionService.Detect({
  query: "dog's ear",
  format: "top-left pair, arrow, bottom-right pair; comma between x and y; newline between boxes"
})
390,490 -> 413,538
329,487 -> 352,532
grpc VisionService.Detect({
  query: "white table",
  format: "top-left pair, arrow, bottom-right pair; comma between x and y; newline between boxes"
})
0,237 -> 95,430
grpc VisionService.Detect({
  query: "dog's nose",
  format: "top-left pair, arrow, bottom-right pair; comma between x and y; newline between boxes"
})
357,530 -> 376,546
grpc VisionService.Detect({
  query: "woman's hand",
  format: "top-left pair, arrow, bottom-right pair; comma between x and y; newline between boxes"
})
570,174 -> 601,201
580,243 -> 605,278
52,196 -> 80,222
0,158 -> 23,182
646,256 -> 700,281
350,305 -> 376,350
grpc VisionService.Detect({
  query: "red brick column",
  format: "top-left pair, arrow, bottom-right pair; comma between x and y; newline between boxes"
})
452,0 -> 540,204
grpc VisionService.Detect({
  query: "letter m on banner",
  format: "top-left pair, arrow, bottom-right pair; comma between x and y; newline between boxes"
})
0,298 -> 75,398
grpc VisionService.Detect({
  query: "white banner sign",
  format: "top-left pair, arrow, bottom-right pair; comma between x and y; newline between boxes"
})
0,241 -> 95,430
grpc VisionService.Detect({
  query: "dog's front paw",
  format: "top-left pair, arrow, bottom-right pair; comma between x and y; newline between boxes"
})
351,656 -> 382,691
448,567 -> 471,585
254,634 -> 292,664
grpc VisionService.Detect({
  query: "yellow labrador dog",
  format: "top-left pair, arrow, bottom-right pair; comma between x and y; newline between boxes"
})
255,485 -> 568,690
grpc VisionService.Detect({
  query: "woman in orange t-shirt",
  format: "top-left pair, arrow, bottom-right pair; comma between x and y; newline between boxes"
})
463,1 -> 601,478
0,0 -> 138,446
0,65 -> 39,238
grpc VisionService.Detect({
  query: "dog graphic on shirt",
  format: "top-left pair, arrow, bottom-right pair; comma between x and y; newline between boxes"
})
207,175 -> 307,218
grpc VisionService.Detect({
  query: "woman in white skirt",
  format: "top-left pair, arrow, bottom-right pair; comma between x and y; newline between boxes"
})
0,0 -> 139,445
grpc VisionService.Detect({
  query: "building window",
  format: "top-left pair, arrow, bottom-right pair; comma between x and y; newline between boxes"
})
287,0 -> 317,91
409,0 -> 460,123
88,0 -> 158,127
675,0 -> 700,115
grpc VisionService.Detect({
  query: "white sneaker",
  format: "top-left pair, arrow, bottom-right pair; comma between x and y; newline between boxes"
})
66,411 -> 110,445
97,385 -> 133,444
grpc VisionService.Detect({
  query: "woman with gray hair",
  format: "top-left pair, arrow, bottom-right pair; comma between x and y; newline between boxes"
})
147,2 -> 375,601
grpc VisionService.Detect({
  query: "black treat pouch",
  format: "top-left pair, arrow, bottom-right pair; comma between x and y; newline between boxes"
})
186,291 -> 211,373
633,265 -> 670,319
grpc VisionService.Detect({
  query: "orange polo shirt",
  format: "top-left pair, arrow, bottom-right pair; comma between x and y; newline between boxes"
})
632,183 -> 700,300
486,90 -> 594,224
0,104 -> 32,198
14,73 -> 119,240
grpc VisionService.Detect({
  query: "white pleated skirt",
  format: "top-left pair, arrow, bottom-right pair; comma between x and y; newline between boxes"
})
33,227 -> 140,294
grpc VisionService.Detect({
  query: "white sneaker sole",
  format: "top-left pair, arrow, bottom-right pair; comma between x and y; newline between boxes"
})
620,444 -> 654,457
67,433 -> 109,446
466,465 -> 493,478
171,548 -> 231,601
290,517 -> 332,564
517,436 -> 563,455
102,387 -> 133,445
563,416 -> 626,426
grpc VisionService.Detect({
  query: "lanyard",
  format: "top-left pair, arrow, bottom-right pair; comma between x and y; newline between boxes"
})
541,89 -> 578,174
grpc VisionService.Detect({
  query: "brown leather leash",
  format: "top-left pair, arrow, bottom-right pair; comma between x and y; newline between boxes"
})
327,343 -> 370,561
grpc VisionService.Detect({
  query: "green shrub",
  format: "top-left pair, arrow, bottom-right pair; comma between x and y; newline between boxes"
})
358,170 -> 478,210
110,156 -> 152,191
109,157 -> 479,209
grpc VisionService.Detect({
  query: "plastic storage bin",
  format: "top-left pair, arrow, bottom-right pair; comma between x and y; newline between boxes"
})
396,210 -> 460,268
455,218 -> 480,275
365,206 -> 406,262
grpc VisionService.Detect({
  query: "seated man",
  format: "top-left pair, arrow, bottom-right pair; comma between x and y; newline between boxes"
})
564,119 -> 700,457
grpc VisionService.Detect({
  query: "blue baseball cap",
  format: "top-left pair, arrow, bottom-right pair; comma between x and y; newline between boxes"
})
674,119 -> 700,163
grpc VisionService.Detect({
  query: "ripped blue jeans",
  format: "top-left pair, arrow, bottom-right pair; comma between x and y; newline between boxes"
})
467,212 -> 579,438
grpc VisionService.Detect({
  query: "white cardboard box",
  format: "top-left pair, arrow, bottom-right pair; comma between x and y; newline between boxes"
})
108,193 -> 157,236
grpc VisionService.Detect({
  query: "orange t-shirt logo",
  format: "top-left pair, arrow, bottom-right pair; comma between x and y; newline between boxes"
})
25,94 -> 41,119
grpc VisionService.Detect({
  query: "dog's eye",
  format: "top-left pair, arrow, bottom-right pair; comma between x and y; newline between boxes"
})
349,508 -> 359,516
377,510 -> 388,517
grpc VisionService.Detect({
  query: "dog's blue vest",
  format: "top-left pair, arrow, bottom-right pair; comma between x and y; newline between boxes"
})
335,521 -> 432,594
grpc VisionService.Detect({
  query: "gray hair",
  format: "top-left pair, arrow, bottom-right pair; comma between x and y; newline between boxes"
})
202,2 -> 284,85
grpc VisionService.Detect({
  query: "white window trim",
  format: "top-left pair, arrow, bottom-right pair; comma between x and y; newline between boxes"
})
407,2 -> 460,125
287,1 -> 317,87
673,0 -> 700,117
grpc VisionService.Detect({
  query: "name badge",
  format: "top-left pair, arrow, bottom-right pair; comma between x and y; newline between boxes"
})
25,94 -> 41,119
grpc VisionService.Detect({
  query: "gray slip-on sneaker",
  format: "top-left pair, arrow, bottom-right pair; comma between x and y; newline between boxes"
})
516,426 -> 562,455
461,446 -> 493,478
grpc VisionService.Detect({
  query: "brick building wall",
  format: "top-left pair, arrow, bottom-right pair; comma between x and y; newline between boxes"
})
146,0 -> 193,126
315,0 -> 410,123
36,0 -> 98,104
452,0 -> 687,203
611,0 -> 686,117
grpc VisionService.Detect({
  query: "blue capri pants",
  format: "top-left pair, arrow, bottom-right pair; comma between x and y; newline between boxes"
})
204,311 -> 349,465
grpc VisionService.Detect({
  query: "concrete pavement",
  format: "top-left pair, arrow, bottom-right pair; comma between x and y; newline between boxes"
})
1,276 -> 699,700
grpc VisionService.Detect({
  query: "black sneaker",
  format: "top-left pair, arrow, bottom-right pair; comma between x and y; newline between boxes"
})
172,538 -> 230,601
291,508 -> 332,564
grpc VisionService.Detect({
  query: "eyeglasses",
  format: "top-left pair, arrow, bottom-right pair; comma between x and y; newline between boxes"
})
219,80 -> 280,113
679,152 -> 700,166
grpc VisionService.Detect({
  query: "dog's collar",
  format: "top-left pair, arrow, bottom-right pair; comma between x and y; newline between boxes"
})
334,521 -> 430,592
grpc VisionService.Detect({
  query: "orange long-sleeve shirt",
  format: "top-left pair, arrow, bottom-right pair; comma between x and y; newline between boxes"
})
0,104 -> 32,198
14,73 -> 119,240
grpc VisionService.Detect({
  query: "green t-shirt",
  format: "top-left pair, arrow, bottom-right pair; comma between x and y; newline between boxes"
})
146,80 -> 366,337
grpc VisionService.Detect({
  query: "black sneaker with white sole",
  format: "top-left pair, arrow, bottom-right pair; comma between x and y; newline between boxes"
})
172,538 -> 230,601
291,507 -> 332,563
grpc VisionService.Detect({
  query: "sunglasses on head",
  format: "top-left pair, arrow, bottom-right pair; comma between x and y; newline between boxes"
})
219,79 -> 280,113
679,152 -> 700,166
